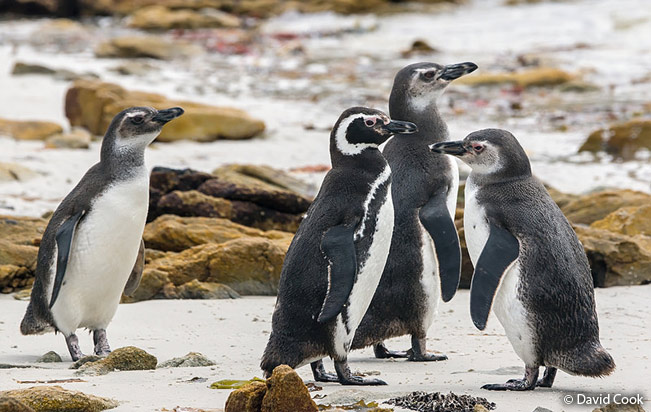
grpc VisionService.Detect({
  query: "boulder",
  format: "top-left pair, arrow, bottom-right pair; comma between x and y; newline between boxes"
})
95,36 -> 202,60
575,225 -> 651,287
0,397 -> 35,412
44,128 -> 91,149
0,386 -> 118,412
213,164 -> 317,199
401,39 -> 439,58
128,5 -> 241,30
591,205 -> 651,237
65,80 -> 265,141
0,162 -> 38,182
159,352 -> 216,368
154,190 -> 233,221
560,189 -> 651,225
0,216 -> 47,294
0,118 -> 63,141
75,346 -> 157,376
225,381 -> 267,412
35,351 -> 62,363
579,118 -> 651,159
174,279 -> 241,299
261,365 -> 318,412
457,67 -> 574,88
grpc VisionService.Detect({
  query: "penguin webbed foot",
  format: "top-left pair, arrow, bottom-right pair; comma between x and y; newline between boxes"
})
536,367 -> 557,388
93,329 -> 111,357
482,366 -> 539,391
334,360 -> 387,386
373,342 -> 408,359
65,334 -> 85,361
406,336 -> 448,362
310,360 -> 339,383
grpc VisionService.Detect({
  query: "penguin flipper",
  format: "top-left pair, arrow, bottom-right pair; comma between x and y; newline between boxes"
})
50,210 -> 85,309
123,239 -> 145,296
419,192 -> 462,302
317,224 -> 358,324
470,223 -> 519,330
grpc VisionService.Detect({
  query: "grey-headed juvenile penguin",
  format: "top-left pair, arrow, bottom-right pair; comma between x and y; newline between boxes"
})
352,62 -> 477,361
260,107 -> 417,385
431,129 -> 615,390
20,106 -> 184,361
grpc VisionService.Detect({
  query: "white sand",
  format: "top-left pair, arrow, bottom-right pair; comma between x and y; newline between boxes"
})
0,286 -> 648,411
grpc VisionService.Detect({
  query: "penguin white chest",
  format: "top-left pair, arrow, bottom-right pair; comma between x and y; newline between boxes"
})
463,178 -> 489,265
50,172 -> 149,335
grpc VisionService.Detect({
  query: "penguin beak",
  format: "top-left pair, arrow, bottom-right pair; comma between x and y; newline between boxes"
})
429,141 -> 467,156
153,107 -> 185,124
439,62 -> 478,81
382,120 -> 418,135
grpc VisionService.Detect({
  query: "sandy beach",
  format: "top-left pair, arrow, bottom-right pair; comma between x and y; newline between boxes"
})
1,286 -> 648,411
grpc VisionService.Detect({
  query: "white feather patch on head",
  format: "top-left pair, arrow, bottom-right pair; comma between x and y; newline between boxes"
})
466,141 -> 503,175
334,114 -> 382,156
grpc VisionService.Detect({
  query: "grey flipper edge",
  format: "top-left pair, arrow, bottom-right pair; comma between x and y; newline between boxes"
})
123,239 -> 145,296
50,210 -> 85,308
317,225 -> 358,323
470,222 -> 519,330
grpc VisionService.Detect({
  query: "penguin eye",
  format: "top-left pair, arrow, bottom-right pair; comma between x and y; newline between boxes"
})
472,143 -> 484,153
131,116 -> 144,125
423,71 -> 436,80
365,118 -> 377,127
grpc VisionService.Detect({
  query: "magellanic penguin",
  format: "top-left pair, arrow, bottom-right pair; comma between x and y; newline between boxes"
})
260,107 -> 417,385
430,129 -> 615,390
352,62 -> 477,361
20,106 -> 184,361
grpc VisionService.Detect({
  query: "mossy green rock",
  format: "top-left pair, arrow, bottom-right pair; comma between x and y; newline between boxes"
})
75,346 -> 157,376
0,396 -> 35,412
224,381 -> 267,412
261,365 -> 318,412
0,386 -> 117,412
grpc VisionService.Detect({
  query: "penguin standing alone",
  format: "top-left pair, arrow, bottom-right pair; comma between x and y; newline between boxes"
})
261,107 -> 417,385
431,129 -> 615,390
20,106 -> 184,361
352,62 -> 477,361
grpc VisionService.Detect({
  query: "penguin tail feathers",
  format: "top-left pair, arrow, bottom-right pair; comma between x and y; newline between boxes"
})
20,303 -> 52,335
562,341 -> 615,378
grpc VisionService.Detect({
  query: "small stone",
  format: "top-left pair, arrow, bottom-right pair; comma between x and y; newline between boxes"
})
13,289 -> 32,301
225,381 -> 267,412
159,352 -> 216,368
532,407 -> 554,412
592,402 -> 646,412
44,128 -> 91,149
35,351 -> 62,363
0,386 -> 117,412
11,62 -> 57,76
75,346 -> 156,376
261,365 -> 318,412
401,39 -> 439,57
69,355 -> 102,370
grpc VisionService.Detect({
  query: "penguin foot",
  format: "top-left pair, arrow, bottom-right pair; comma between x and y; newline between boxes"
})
93,329 -> 111,357
482,366 -> 539,391
536,367 -> 557,388
373,342 -> 408,359
65,334 -> 84,361
407,337 -> 448,362
334,360 -> 387,386
310,360 -> 339,383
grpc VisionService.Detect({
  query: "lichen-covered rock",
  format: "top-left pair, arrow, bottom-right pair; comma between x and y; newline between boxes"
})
561,189 -> 651,225
591,205 -> 651,237
0,396 -> 35,412
159,352 -> 216,368
75,346 -> 157,376
575,225 -> 651,287
0,386 -> 118,412
457,67 -> 574,88
44,128 -> 91,149
579,118 -> 651,159
94,36 -> 202,60
261,365 -> 318,412
65,80 -> 265,142
128,5 -> 241,30
144,215 -> 292,252
592,402 -> 646,412
224,381 -> 267,412
0,216 -> 47,294
0,118 -> 63,141
36,351 -> 62,363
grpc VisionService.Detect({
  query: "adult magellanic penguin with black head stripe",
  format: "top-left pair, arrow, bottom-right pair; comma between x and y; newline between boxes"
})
352,62 -> 477,361
20,106 -> 184,361
260,107 -> 417,385
431,129 -> 615,390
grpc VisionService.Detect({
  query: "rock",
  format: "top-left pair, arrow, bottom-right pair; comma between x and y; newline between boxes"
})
75,346 -> 157,376
13,288 -> 32,300
261,365 -> 318,412
175,279 -> 241,299
109,61 -> 157,76
591,205 -> 651,237
0,386 -> 118,412
558,80 -> 600,93
224,381 -> 267,412
70,355 -> 103,369
120,268 -> 171,302
561,189 -> 651,225
0,163 -> 38,182
0,216 -> 47,294
532,408 -> 554,412
579,119 -> 651,159
11,62 -> 57,76
155,190 -> 233,221
95,36 -> 202,60
575,225 -> 651,287
474,405 -> 489,412
128,5 -> 241,30
592,402 -> 646,412
65,80 -> 265,141
0,396 -> 35,412
213,164 -> 317,199
457,67 -> 574,88
159,352 -> 216,368
44,128 -> 91,149
0,118 -> 63,141
401,39 -> 439,58
35,351 -> 62,363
